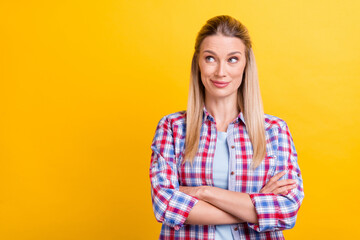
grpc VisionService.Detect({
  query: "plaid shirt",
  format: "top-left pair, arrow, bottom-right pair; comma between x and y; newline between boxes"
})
149,106 -> 304,240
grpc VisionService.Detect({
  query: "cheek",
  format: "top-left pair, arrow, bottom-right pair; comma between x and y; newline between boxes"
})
231,63 -> 246,79
200,67 -> 213,78
231,66 -> 246,86
234,62 -> 246,75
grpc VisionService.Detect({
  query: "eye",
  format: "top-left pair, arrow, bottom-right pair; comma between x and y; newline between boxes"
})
205,56 -> 215,62
228,57 -> 239,63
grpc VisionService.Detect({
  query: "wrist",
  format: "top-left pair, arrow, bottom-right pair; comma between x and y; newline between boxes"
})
199,186 -> 211,201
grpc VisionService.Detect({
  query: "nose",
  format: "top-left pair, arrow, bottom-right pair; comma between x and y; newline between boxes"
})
215,61 -> 226,77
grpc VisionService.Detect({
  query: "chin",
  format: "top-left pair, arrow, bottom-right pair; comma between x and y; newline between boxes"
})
208,91 -> 231,99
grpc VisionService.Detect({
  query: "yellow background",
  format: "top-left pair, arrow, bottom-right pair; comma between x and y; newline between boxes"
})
1,0 -> 359,239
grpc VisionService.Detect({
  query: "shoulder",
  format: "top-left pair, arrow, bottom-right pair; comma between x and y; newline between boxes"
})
156,110 -> 187,130
264,113 -> 289,132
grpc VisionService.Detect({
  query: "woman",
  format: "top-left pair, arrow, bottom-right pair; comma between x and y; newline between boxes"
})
149,15 -> 304,240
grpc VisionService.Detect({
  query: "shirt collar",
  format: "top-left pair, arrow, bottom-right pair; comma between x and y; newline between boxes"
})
202,105 -> 246,126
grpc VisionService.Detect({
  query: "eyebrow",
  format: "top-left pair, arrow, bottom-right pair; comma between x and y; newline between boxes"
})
202,50 -> 242,56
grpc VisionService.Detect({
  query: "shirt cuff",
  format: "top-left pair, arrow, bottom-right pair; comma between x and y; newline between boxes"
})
164,190 -> 199,230
248,193 -> 279,232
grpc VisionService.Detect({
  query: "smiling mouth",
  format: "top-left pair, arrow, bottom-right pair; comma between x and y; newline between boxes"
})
211,80 -> 230,88
211,80 -> 230,84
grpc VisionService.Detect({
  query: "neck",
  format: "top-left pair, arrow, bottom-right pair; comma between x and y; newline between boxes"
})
204,94 -> 240,131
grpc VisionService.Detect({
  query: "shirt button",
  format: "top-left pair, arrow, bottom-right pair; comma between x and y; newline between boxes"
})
231,145 -> 235,149
234,227 -> 238,231
231,171 -> 235,175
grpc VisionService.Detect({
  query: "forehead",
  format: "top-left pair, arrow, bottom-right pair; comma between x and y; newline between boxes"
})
200,34 -> 246,53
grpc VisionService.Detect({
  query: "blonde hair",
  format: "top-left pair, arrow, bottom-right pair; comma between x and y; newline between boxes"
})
183,15 -> 266,169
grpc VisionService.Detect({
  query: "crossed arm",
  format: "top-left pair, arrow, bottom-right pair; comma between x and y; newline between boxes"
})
180,171 -> 297,225
150,116 -> 303,231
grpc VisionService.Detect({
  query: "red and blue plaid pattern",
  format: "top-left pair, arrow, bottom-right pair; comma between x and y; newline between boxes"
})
150,106 -> 304,239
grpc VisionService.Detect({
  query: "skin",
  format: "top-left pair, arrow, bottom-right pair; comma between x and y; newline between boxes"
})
199,34 -> 246,132
181,34 -> 297,225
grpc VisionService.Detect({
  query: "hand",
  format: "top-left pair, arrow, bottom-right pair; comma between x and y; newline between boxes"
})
179,186 -> 207,199
260,171 -> 297,195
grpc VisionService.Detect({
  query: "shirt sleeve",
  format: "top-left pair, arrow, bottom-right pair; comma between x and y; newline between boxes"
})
247,121 -> 305,232
149,115 -> 199,230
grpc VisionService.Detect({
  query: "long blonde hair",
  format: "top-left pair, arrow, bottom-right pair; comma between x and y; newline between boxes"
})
183,15 -> 266,169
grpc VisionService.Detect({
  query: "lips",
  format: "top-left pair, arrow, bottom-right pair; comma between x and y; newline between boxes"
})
211,80 -> 230,88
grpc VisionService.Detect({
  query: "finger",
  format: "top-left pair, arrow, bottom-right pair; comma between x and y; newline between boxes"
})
274,179 -> 297,187
261,171 -> 293,194
269,170 -> 287,183
273,185 -> 290,195
274,184 -> 297,195
284,184 -> 297,194
267,178 -> 296,193
279,190 -> 288,195
275,187 -> 289,195
272,186 -> 288,194
265,177 -> 290,193
259,188 -> 268,194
